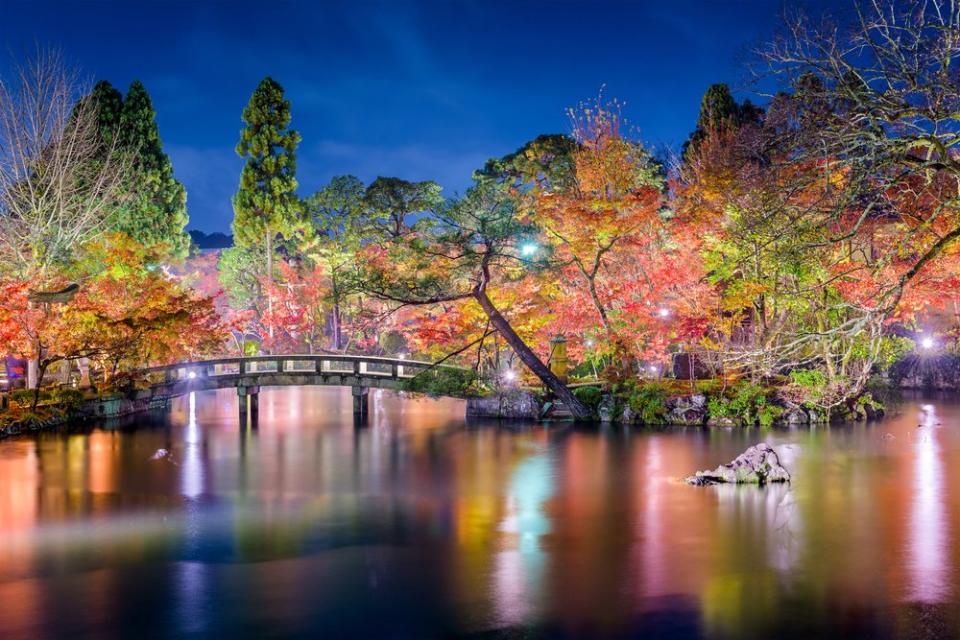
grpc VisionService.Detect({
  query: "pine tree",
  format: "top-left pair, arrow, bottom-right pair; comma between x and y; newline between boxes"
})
231,77 -> 303,284
113,80 -> 190,259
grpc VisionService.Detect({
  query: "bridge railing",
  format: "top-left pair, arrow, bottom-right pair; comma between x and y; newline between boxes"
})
142,354 -> 463,384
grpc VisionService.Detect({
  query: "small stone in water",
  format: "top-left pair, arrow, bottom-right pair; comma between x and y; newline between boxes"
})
151,448 -> 169,460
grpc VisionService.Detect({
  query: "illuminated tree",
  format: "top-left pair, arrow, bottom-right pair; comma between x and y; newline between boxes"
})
356,179 -> 592,418
302,175 -> 367,350
0,235 -> 226,405
232,77 -> 303,274
231,77 -> 303,345
0,49 -> 128,283
114,80 -> 190,259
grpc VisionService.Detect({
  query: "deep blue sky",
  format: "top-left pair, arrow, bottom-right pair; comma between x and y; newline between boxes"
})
4,0 -> 838,233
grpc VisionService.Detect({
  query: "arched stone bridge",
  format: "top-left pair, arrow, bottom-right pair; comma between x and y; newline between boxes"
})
144,354 -> 467,422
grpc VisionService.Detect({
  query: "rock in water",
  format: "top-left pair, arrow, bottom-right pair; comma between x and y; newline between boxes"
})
686,443 -> 790,485
150,448 -> 169,460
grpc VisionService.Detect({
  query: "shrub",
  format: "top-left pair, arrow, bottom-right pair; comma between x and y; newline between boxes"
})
788,369 -> 827,389
627,382 -> 669,424
50,387 -> 85,411
708,380 -> 782,427
573,385 -> 602,409
9,389 -> 44,407
402,367 -> 479,397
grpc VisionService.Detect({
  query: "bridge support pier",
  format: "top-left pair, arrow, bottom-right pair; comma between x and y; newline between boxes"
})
352,386 -> 369,422
238,385 -> 260,428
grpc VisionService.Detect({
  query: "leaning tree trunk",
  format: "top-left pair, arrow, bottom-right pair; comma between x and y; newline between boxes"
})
472,284 -> 590,420
265,229 -> 274,348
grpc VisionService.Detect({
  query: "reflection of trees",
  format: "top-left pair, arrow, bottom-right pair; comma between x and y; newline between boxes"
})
700,482 -> 796,637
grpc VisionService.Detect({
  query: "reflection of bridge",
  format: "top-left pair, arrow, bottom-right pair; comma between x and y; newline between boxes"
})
144,354 -> 466,423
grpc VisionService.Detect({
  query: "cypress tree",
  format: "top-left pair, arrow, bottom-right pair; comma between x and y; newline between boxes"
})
231,76 -> 303,284
683,83 -> 762,159
86,80 -> 123,155
114,80 -> 189,259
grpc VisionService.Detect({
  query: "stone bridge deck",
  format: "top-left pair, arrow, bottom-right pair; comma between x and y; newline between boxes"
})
144,354 -> 466,423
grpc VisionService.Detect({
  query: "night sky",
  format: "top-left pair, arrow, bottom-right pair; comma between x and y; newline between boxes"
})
3,0 -> 838,233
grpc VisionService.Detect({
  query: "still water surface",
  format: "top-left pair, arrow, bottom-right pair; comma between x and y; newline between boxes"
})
2,388 -> 960,639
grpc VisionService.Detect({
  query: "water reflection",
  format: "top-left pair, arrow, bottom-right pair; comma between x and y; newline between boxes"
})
0,388 -> 960,638
907,403 -> 948,602
493,448 -> 552,626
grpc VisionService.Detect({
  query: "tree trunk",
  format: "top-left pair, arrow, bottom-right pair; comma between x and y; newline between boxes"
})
472,286 -> 590,420
27,357 -> 39,390
265,230 -> 274,345
332,301 -> 342,351
31,360 -> 49,411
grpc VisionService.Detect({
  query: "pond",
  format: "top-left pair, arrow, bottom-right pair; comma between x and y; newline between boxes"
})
0,387 -> 958,639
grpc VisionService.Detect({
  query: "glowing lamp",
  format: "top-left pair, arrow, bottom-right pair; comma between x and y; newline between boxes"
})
921,336 -> 935,350
187,371 -> 197,380
658,307 -> 670,318
521,243 -> 538,257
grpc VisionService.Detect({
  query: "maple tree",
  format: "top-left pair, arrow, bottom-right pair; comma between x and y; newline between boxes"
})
522,98 -> 714,371
0,235 -> 227,405
259,261 -> 330,353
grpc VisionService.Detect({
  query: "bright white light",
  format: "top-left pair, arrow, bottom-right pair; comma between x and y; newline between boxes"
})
187,371 -> 197,380
649,365 -> 658,373
521,243 -> 538,257
585,339 -> 594,347
921,336 -> 935,350
398,353 -> 407,360
504,370 -> 517,382
658,307 -> 670,318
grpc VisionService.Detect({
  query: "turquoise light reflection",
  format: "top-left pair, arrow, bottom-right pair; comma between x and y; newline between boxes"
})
494,449 -> 554,626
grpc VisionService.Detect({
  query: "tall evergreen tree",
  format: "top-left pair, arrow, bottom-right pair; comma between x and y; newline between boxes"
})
683,83 -> 762,158
113,80 -> 190,259
231,77 -> 303,285
85,80 -> 124,156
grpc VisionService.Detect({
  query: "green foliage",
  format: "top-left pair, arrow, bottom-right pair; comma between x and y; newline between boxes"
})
86,80 -> 124,153
786,368 -> 828,408
306,175 -> 367,244
9,389 -> 38,406
363,176 -> 443,239
76,79 -> 189,260
874,336 -> 915,371
854,392 -> 883,416
788,369 -> 827,388
684,83 -> 763,157
7,387 -> 81,412
572,385 -> 602,409
627,382 -> 669,424
232,77 -> 304,258
475,133 -> 578,192
218,246 -> 264,309
116,81 -> 189,258
49,387 -> 85,410
708,381 -> 783,427
401,368 -> 479,398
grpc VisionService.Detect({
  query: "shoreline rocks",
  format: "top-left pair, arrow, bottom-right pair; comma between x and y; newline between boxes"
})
686,443 -> 791,485
465,389 -> 541,420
